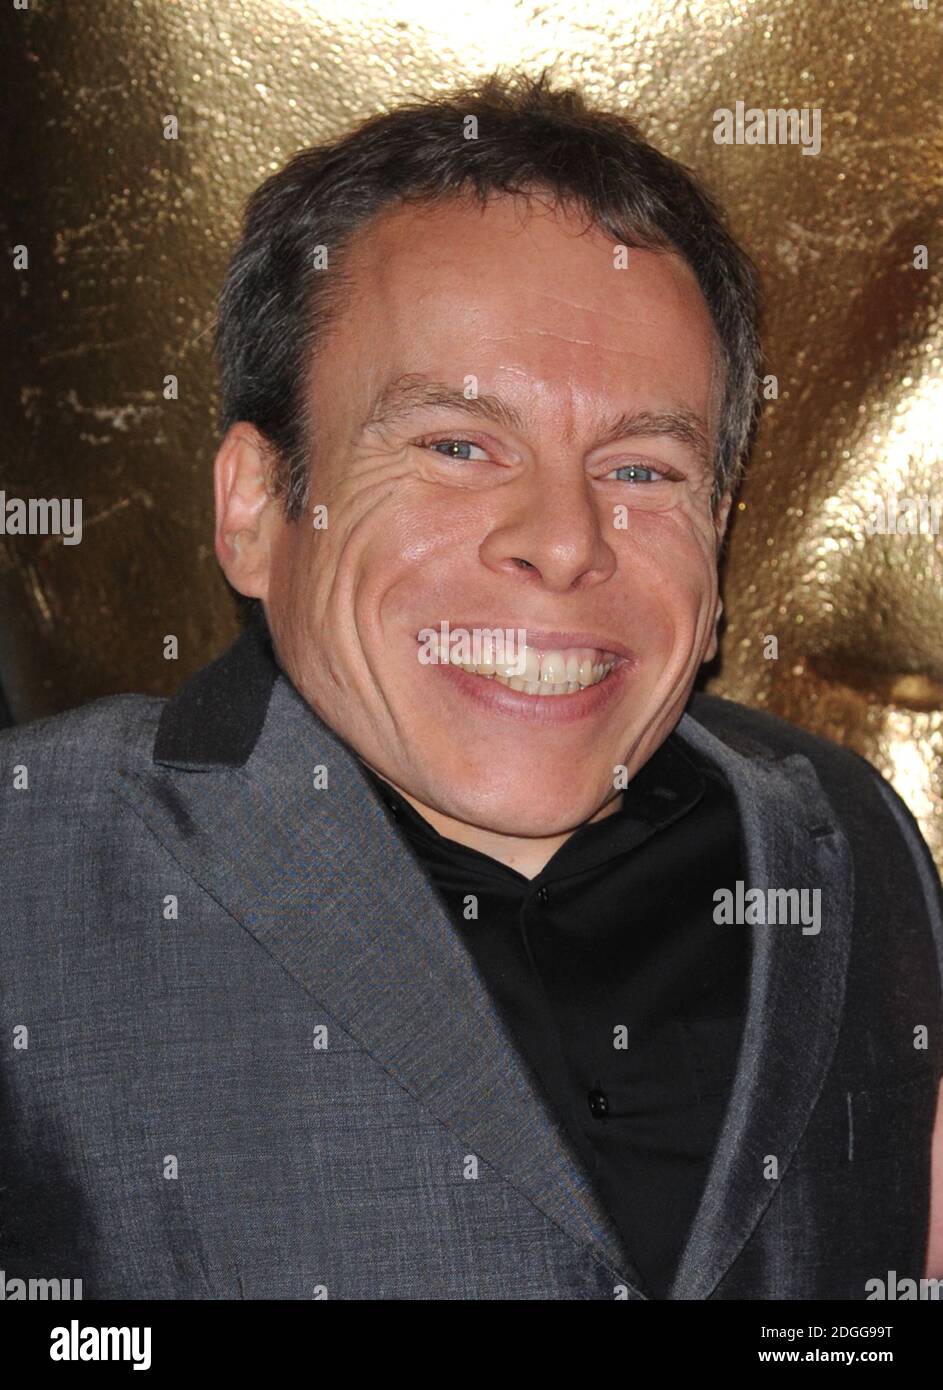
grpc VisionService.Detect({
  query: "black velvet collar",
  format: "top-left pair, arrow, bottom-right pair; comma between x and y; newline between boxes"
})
153,608 -> 280,769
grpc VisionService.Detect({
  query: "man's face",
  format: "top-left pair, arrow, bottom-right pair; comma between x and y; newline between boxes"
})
249,193 -> 728,837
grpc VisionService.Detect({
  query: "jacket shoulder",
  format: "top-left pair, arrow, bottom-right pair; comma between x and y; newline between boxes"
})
687,691 -> 881,783
688,690 -> 943,969
687,691 -> 942,910
0,693 -> 165,783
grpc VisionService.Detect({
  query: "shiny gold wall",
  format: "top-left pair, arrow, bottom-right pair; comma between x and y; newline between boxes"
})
2,0 -> 942,865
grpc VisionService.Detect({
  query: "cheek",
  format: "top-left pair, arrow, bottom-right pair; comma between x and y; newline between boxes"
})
342,488 -> 480,613
273,472 -> 403,615
625,494 -> 718,562
617,511 -> 718,635
271,527 -> 319,605
328,447 -> 458,567
264,533 -> 322,666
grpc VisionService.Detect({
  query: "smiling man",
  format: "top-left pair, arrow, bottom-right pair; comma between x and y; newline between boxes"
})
2,72 -> 942,1302
218,191 -> 727,876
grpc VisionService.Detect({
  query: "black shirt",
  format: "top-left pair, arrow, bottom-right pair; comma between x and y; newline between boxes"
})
361,733 -> 747,1299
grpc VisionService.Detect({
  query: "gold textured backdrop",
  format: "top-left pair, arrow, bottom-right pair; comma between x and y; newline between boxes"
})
2,0 -> 942,865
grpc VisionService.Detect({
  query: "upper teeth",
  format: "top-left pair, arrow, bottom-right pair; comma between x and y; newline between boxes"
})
438,640 -> 615,695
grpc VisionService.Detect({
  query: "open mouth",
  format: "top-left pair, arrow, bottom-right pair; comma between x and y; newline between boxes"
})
450,646 -> 617,696
420,629 -> 623,698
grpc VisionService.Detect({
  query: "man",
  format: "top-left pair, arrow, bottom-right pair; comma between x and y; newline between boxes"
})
2,72 -> 942,1301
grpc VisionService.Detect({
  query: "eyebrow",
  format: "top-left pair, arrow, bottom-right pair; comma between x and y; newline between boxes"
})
362,373 -> 712,470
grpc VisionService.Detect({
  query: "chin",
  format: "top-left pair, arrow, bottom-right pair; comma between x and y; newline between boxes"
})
443,784 -> 609,840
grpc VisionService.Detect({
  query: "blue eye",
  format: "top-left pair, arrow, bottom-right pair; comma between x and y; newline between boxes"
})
427,439 -> 490,462
608,463 -> 665,483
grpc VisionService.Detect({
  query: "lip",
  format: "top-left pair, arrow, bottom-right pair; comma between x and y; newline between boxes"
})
428,652 -> 634,725
417,624 -> 635,663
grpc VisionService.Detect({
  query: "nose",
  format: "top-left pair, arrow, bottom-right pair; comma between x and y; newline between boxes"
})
478,472 -> 617,592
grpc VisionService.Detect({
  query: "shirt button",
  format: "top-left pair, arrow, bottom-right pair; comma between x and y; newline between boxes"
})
587,1088 -> 610,1119
534,886 -> 549,906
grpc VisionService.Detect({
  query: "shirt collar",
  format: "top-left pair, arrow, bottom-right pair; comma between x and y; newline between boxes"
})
360,734 -> 707,885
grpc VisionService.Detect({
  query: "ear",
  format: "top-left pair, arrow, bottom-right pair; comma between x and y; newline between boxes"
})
703,490 -> 734,664
213,424 -> 282,601
713,488 -> 735,547
703,595 -> 724,664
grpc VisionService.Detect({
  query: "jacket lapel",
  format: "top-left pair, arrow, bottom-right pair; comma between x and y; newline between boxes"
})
113,633 -> 640,1292
668,711 -> 853,1299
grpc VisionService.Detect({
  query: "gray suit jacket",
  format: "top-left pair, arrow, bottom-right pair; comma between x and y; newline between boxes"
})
2,623 -> 942,1299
